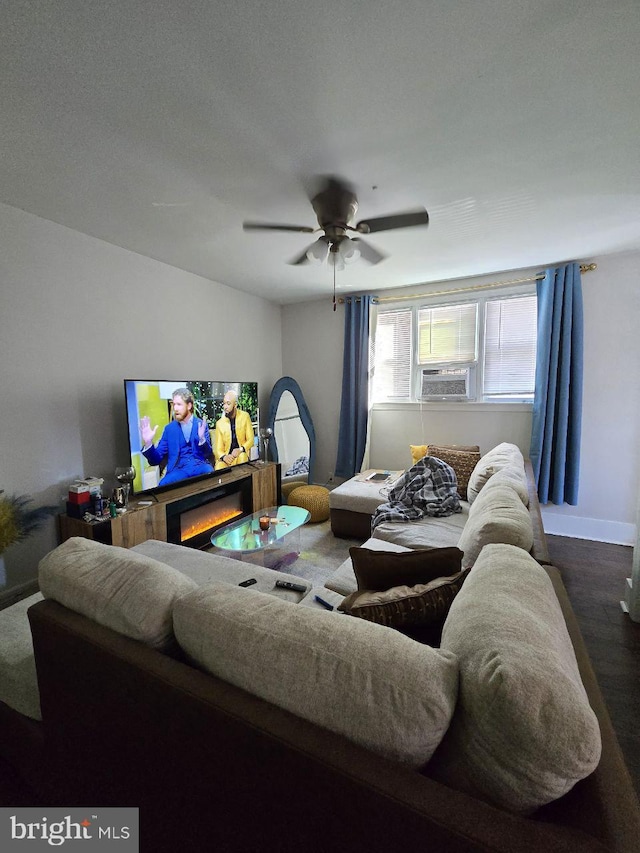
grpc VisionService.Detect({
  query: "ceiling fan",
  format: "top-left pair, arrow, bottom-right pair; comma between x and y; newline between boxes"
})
243,177 -> 429,268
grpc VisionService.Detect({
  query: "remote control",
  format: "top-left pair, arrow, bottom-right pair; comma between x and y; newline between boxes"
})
275,580 -> 306,592
239,578 -> 257,587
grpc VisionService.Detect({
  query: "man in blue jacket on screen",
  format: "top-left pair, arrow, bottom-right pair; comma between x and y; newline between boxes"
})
140,387 -> 214,486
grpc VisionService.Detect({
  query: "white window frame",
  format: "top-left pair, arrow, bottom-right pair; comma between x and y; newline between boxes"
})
371,283 -> 537,407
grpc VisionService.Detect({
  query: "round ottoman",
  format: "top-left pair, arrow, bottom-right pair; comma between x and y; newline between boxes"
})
287,485 -> 330,523
281,480 -> 305,503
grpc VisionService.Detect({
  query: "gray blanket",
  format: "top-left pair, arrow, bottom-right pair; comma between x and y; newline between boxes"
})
371,456 -> 461,531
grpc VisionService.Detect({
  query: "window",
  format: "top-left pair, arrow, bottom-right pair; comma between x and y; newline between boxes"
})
484,295 -> 537,399
371,308 -> 412,401
372,288 -> 537,403
418,303 -> 477,364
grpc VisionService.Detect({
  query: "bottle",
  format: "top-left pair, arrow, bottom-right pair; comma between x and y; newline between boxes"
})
109,500 -> 117,518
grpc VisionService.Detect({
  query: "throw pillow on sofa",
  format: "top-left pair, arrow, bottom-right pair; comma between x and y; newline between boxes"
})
426,446 -> 482,501
173,582 -> 459,768
338,568 -> 470,629
430,543 -> 601,814
410,443 -> 479,464
349,545 -> 464,591
409,444 -> 429,463
38,537 -> 197,651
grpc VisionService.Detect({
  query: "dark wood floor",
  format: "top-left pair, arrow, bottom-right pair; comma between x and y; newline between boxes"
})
546,534 -> 640,798
1,536 -> 639,805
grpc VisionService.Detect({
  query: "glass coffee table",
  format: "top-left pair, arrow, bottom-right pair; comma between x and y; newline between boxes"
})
210,505 -> 310,568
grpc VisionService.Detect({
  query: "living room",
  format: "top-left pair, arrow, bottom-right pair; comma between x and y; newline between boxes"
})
1,3 -> 639,599
1,2 -> 640,848
1,204 -> 639,594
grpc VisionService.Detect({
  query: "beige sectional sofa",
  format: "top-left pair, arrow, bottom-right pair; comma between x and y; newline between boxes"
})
0,442 -> 639,850
327,442 -> 548,596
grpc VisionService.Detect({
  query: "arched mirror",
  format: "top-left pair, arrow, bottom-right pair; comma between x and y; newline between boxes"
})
267,377 -> 316,484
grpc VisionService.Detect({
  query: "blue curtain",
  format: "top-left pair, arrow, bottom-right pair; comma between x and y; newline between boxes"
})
530,263 -> 584,505
335,295 -> 373,478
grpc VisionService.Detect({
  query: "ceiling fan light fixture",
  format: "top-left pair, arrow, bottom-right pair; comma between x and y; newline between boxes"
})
339,239 -> 361,265
329,250 -> 346,272
306,237 -> 329,264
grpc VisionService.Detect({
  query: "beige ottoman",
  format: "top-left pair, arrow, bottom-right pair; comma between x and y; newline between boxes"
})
329,470 -> 402,538
288,485 -> 330,523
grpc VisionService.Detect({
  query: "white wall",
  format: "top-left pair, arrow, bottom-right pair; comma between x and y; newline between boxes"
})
280,299 -> 345,484
0,204 -> 283,589
368,403 -> 532,471
282,254 -> 640,545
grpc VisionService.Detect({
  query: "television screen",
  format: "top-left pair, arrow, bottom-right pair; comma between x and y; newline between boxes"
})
124,379 -> 260,495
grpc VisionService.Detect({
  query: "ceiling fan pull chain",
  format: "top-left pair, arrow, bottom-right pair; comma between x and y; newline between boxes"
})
333,262 -> 337,311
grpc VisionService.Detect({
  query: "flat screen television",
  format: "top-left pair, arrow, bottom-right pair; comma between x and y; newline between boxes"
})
124,379 -> 260,495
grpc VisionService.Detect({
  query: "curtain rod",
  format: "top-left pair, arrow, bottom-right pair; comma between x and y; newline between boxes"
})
338,263 -> 597,304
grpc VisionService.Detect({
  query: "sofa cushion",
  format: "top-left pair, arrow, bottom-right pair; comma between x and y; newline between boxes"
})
39,537 -> 197,650
483,465 -> 530,506
173,582 -> 459,768
328,474 -> 395,515
373,504 -> 469,551
339,569 -> 469,629
132,539 -> 312,602
466,442 -> 524,504
349,545 -> 463,591
433,544 -> 601,814
426,446 -> 482,501
457,478 -> 533,569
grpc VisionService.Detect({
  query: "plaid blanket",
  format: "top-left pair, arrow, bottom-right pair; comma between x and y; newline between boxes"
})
371,456 -> 461,531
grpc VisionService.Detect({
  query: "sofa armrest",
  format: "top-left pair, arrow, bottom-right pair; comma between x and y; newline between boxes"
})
525,459 -> 551,564
536,566 -> 640,850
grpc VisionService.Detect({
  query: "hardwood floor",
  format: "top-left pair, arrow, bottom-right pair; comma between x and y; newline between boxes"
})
1,535 -> 638,806
546,534 -> 640,797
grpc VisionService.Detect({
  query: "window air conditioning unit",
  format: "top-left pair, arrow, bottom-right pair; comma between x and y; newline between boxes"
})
420,367 -> 475,401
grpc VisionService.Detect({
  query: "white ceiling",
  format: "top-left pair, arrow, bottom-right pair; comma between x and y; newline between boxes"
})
2,0 -> 640,304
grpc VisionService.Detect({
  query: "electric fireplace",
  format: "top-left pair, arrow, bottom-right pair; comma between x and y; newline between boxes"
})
165,478 -> 253,550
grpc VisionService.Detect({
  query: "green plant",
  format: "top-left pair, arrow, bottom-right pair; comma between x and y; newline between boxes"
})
0,491 -> 58,553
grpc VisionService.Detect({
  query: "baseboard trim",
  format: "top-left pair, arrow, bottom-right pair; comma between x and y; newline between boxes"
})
541,511 -> 636,546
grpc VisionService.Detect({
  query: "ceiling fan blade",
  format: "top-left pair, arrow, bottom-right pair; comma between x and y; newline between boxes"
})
243,222 -> 315,234
356,207 -> 429,234
288,248 -> 311,265
351,237 -> 386,265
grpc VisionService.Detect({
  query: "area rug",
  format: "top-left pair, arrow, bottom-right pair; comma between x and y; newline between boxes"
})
257,520 -> 365,586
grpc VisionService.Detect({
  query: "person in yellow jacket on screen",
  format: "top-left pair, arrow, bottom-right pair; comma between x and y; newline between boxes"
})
214,390 -> 255,470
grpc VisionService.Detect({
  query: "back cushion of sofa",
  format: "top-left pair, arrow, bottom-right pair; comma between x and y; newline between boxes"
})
432,543 -> 601,814
482,465 -> 529,506
457,476 -> 533,568
173,582 -> 459,768
466,442 -> 525,504
38,537 -> 197,650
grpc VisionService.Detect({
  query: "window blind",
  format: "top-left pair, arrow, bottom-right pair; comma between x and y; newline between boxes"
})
484,295 -> 537,397
372,308 -> 412,401
418,302 -> 477,364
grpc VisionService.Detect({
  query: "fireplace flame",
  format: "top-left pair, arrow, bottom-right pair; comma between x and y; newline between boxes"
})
180,497 -> 243,543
